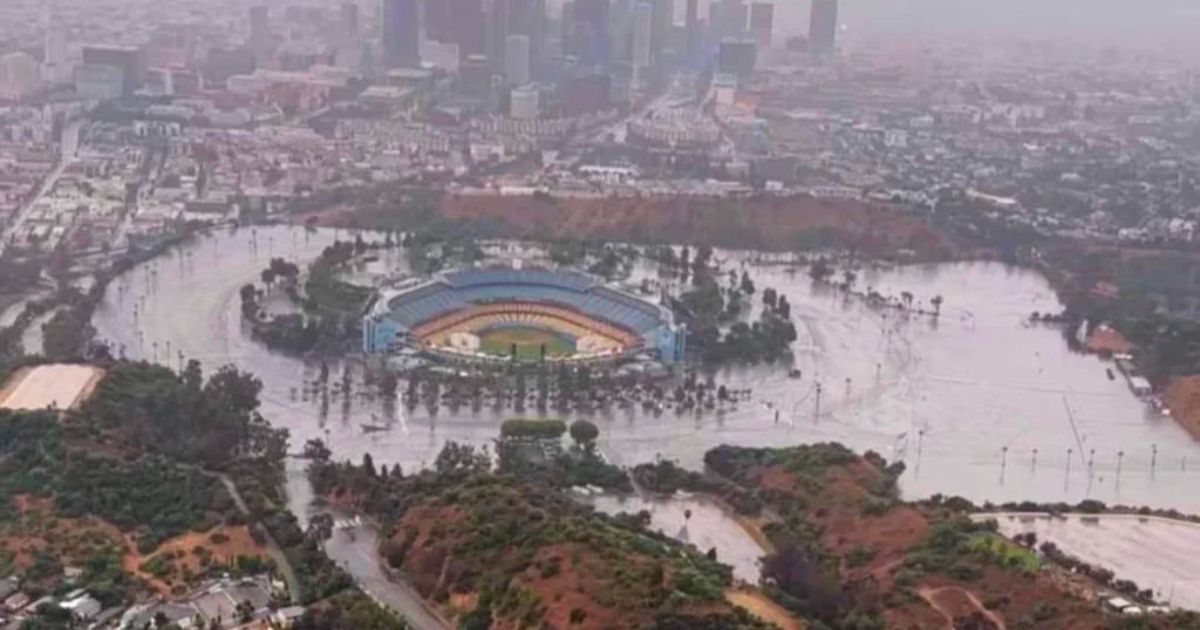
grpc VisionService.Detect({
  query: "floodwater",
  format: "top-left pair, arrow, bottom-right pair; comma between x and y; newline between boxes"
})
581,491 -> 765,583
90,226 -> 1200,516
986,513 -> 1200,610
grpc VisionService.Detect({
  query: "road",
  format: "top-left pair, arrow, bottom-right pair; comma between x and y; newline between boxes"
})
203,469 -> 303,605
0,119 -> 80,257
322,513 -> 451,630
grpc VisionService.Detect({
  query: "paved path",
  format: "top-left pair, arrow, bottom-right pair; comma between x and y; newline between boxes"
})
205,469 -> 303,605
321,513 -> 451,630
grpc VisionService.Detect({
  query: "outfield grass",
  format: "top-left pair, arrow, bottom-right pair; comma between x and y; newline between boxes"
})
479,326 -> 576,361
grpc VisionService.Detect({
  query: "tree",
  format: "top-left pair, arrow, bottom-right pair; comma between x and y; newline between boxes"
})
261,268 -> 276,289
240,284 -> 258,304
841,270 -> 857,290
434,442 -> 491,475
740,271 -> 755,295
362,453 -> 377,478
569,420 -> 599,452
931,295 -> 944,316
763,288 -> 777,310
809,257 -> 833,282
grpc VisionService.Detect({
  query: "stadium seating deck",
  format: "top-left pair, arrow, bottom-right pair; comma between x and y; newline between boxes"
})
383,268 -> 667,335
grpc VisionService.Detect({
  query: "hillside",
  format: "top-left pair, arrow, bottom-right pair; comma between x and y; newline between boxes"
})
701,443 -> 1190,629
295,187 -> 955,260
312,445 -> 772,629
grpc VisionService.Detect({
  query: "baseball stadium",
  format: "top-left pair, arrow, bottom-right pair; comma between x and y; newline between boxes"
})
362,267 -> 686,364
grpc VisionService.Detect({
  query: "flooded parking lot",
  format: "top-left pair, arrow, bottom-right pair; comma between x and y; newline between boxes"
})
581,491 -> 765,583
986,512 -> 1200,610
91,226 -> 1200,516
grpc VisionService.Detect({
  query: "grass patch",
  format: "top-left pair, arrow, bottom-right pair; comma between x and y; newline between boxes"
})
479,326 -> 575,361
967,534 -> 1040,574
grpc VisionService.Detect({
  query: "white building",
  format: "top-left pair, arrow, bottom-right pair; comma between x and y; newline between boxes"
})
510,84 -> 539,120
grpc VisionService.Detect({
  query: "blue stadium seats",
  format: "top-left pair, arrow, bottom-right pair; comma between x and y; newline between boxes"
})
385,269 -> 665,334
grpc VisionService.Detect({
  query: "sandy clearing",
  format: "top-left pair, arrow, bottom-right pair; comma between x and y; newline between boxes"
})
725,588 -> 805,630
0,364 -> 106,411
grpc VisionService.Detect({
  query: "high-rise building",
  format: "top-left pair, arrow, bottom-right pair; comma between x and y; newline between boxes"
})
685,0 -> 699,55
486,0 -> 511,75
717,38 -> 755,79
505,34 -> 532,85
428,0 -> 486,57
249,5 -> 273,66
382,0 -> 422,67
337,3 -> 363,69
631,2 -> 653,87
74,64 -> 125,101
564,72 -> 611,115
809,0 -> 837,53
749,2 -> 773,49
709,0 -> 747,40
650,0 -> 673,66
508,0 -> 546,78
570,0 -> 611,68
0,53 -> 42,100
458,54 -> 493,99
81,46 -> 147,96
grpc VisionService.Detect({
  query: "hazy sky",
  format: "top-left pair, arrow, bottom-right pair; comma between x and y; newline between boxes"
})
769,0 -> 1200,51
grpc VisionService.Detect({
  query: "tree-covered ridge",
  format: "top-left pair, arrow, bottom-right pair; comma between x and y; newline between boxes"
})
308,445 -> 769,629
0,408 -> 234,555
82,361 -> 287,475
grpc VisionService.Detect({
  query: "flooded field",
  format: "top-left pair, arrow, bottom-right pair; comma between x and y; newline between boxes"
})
986,513 -> 1200,610
581,491 -> 765,583
90,225 -> 1200,517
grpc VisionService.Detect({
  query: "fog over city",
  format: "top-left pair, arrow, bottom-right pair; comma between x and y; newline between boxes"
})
3,0 -> 1200,628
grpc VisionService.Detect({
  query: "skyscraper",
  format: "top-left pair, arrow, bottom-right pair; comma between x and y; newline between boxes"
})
685,0 -> 699,56
382,0 -> 422,67
428,0 -> 486,57
650,0 -> 673,66
249,6 -> 272,66
709,0 -> 748,41
505,34 -> 531,85
631,2 -> 653,87
717,38 -> 755,79
82,46 -> 147,96
749,2 -> 773,49
509,0 -> 547,79
486,0 -> 512,75
336,3 -> 362,69
341,3 -> 360,40
571,0 -> 611,68
809,0 -> 837,53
